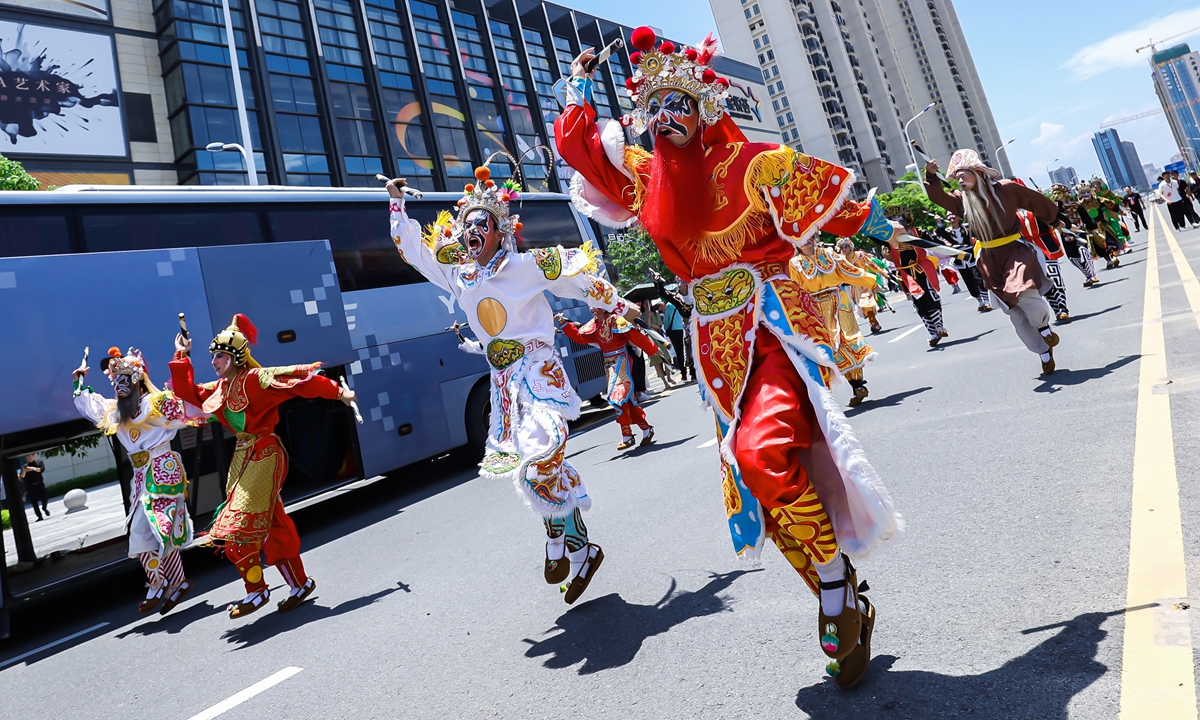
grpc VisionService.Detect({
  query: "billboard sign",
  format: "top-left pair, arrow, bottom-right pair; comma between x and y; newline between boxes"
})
0,0 -> 108,21
0,22 -> 125,157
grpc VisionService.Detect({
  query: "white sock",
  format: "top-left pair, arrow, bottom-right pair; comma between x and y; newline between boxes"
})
1039,327 -> 1053,338
814,554 -> 847,616
566,545 -> 590,581
546,534 -> 565,561
1040,352 -> 1051,362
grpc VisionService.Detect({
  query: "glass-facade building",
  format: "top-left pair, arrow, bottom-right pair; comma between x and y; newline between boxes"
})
1152,44 -> 1200,173
145,0 -> 767,190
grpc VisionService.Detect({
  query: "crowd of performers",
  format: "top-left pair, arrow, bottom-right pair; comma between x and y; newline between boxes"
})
61,26 -> 1156,691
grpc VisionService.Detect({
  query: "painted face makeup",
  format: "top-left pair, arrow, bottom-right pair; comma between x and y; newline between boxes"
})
647,89 -> 700,147
211,351 -> 234,377
463,209 -> 500,260
112,373 -> 132,397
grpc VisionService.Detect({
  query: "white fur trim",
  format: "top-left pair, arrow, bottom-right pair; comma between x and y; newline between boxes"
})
569,173 -> 639,229
598,119 -> 631,178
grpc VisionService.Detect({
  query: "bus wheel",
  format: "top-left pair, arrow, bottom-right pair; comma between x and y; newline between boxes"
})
465,381 -> 490,459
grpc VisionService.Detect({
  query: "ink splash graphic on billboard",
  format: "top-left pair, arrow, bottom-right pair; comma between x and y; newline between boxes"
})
0,22 -> 125,157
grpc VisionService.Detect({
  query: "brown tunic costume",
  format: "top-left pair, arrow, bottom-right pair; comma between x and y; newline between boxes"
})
924,171 -> 1058,307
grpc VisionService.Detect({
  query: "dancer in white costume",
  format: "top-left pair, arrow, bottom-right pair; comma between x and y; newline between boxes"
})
387,167 -> 639,604
73,347 -> 203,614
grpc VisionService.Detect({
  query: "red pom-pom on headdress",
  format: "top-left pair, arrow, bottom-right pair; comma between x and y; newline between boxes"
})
701,68 -> 717,84
108,347 -> 122,358
629,51 -> 642,65
684,48 -> 698,62
233,314 -> 258,345
658,40 -> 676,55
630,26 -> 656,52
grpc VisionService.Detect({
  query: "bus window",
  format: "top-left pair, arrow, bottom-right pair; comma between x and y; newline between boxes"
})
0,212 -> 72,258
267,204 -> 428,292
512,202 -> 585,250
81,208 -> 265,252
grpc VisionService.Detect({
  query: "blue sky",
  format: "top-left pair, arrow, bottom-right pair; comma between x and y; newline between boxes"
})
559,0 -> 1200,187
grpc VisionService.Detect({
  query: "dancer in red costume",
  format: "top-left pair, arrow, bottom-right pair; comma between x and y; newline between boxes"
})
558,308 -> 660,449
554,28 -> 902,687
170,315 -> 357,618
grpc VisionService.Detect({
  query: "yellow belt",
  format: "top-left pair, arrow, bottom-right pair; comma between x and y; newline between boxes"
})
974,233 -> 1021,254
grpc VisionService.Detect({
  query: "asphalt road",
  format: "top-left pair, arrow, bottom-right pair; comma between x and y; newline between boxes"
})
1,211 -> 1197,719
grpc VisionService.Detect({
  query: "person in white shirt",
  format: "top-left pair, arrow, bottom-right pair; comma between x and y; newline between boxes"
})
388,169 -> 639,605
1158,174 -> 1187,230
72,347 -> 203,615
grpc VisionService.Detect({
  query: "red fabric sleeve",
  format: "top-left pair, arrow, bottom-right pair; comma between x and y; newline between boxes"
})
821,199 -> 874,237
624,327 -> 659,356
561,322 -> 594,346
287,374 -> 340,400
168,354 -> 211,409
553,103 -> 638,212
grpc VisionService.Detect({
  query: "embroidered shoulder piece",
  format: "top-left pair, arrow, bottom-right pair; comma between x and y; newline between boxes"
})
422,210 -> 467,265
759,149 -> 854,248
531,247 -> 563,280
255,363 -> 323,389
561,241 -> 603,278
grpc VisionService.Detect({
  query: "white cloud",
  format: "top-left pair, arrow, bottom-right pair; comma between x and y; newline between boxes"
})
1031,122 -> 1065,146
1062,8 -> 1200,80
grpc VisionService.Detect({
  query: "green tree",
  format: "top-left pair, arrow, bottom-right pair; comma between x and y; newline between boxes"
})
0,154 -> 39,191
603,226 -> 673,291
872,171 -> 949,231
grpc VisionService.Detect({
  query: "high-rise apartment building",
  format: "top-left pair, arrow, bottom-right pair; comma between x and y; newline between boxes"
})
0,0 -> 772,189
1049,166 -> 1078,187
1151,44 -> 1200,170
711,0 -> 1007,195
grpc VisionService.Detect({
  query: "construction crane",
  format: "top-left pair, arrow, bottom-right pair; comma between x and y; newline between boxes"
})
1100,107 -> 1164,129
1134,26 -> 1200,56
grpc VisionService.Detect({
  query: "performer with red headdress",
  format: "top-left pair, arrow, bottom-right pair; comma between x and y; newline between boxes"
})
555,28 -> 903,687
170,315 -> 357,618
558,307 -> 660,449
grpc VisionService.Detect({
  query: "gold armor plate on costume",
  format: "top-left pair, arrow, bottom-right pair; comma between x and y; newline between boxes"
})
811,287 -> 841,337
229,445 -> 276,514
131,451 -> 150,468
693,267 -> 755,316
486,338 -> 525,369
476,297 -> 508,336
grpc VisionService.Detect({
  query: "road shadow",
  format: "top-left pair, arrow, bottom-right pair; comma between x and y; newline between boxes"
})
1114,259 -> 1144,267
845,387 -> 932,418
1067,305 -> 1122,323
794,609 -> 1116,719
1034,355 -> 1140,393
220,584 -> 401,650
115,599 -> 226,638
565,442 -> 605,459
1096,276 -> 1129,286
600,435 -> 698,462
522,569 -> 761,674
929,329 -> 995,350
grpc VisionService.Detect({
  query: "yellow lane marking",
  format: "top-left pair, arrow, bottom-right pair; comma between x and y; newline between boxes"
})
1119,206 -> 1197,720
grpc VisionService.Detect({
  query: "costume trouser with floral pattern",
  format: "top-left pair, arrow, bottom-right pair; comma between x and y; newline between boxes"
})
732,332 -> 839,594
223,497 -> 307,594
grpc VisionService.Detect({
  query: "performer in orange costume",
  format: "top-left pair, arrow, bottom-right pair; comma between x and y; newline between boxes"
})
555,28 -> 901,687
170,315 -> 356,618
559,308 -> 660,449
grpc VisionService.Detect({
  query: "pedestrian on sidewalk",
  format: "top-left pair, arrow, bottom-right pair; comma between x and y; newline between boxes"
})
18,454 -> 48,521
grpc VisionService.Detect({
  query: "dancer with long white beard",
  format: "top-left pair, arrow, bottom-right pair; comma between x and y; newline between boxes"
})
925,151 -> 1062,373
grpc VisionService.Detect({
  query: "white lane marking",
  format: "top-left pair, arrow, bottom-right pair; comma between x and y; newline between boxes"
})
187,667 -> 304,720
0,622 -> 110,670
697,437 -> 718,448
887,325 -> 922,343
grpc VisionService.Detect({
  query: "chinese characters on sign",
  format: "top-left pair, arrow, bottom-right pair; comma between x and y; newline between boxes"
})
0,22 -> 124,157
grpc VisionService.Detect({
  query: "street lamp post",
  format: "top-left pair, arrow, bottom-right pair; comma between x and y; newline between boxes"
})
994,138 -> 1015,173
219,0 -> 258,185
1045,157 -> 1060,186
904,101 -> 939,194
206,142 -> 256,183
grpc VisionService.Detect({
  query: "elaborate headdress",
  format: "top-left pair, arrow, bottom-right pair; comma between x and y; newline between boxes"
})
102,347 -> 160,393
210,314 -> 261,368
623,27 -> 730,135
104,347 -> 146,384
423,154 -> 529,260
946,148 -> 1000,180
1050,183 -> 1073,201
